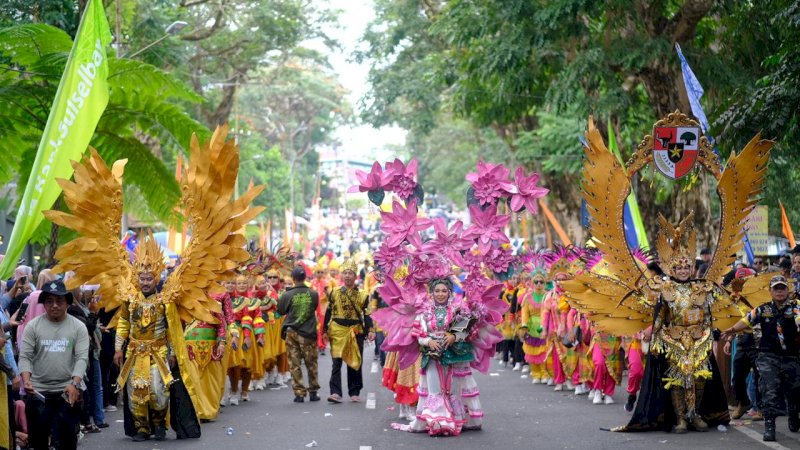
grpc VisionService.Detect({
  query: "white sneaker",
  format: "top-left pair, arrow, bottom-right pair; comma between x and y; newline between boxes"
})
587,389 -> 597,399
604,395 -> 615,405
230,395 -> 239,406
554,384 -> 564,391
248,381 -> 255,391
283,372 -> 292,383
521,365 -> 530,373
512,363 -> 522,371
565,381 -> 575,390
592,391 -> 603,405
531,378 -> 542,385
546,378 -> 555,386
499,361 -> 507,368
220,393 -> 229,407
104,405 -> 118,412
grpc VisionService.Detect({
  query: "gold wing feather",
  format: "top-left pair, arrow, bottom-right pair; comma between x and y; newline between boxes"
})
161,125 -> 265,324
43,149 -> 135,315
563,273 -> 652,336
705,135 -> 773,284
581,117 -> 646,289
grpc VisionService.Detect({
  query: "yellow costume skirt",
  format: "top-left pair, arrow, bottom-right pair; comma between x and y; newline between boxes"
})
328,322 -> 362,370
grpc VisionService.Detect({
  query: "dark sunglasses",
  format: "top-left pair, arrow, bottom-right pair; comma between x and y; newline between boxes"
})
533,280 -> 545,285
267,276 -> 279,279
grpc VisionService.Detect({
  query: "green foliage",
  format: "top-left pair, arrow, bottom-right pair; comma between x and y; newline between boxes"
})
0,23 -> 207,225
361,0 -> 800,241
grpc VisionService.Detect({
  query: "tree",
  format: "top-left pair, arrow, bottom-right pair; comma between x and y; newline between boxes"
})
359,0 -> 798,245
237,57 -> 351,213
0,23 -> 209,241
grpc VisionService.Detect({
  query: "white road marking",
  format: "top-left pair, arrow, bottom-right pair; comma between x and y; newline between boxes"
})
370,361 -> 379,373
366,392 -> 376,409
733,424 -> 791,450
359,447 -> 372,450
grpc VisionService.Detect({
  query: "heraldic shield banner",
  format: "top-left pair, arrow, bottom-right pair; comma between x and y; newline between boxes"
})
652,125 -> 701,179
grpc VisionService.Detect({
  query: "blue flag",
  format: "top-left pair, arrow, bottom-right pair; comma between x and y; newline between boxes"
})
675,43 -> 755,265
675,44 -> 714,148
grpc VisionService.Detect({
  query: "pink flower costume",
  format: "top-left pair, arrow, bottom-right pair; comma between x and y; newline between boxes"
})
402,297 -> 484,436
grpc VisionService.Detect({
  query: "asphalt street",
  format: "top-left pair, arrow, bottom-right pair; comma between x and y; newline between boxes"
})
81,341 -> 798,450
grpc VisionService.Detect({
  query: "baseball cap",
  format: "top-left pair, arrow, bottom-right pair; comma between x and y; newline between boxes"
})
39,279 -> 74,304
770,275 -> 789,288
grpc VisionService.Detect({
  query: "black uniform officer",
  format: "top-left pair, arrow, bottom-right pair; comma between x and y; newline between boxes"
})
722,275 -> 800,442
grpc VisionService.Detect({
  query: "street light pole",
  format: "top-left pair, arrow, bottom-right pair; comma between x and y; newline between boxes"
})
125,21 -> 189,58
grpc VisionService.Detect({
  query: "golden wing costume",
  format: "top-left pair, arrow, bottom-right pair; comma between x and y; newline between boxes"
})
562,113 -> 773,433
44,124 -> 264,438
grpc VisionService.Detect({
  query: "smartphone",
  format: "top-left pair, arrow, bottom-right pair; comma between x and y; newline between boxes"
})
17,303 -> 29,322
19,276 -> 27,285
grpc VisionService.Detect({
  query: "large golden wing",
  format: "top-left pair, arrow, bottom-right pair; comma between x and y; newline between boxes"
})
43,149 -> 136,313
705,135 -> 773,284
581,117 -> 645,288
161,125 -> 265,324
563,273 -> 652,336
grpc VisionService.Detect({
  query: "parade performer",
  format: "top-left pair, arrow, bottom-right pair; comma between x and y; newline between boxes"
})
44,125 -> 264,441
184,279 -> 234,421
377,269 -> 421,421
324,259 -> 374,402
226,273 -> 250,405
250,273 -> 271,391
220,278 -> 240,406
542,247 -> 581,391
519,265 -> 549,384
310,259 -> 331,354
263,256 -> 292,386
498,275 -> 520,368
350,157 -> 546,436
563,114 -> 771,433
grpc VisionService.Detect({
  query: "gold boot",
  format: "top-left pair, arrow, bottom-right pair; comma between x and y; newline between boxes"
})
690,385 -> 708,431
671,388 -> 688,434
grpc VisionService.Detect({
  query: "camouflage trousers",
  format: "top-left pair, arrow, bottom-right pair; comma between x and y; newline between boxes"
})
286,329 -> 320,397
756,352 -> 800,418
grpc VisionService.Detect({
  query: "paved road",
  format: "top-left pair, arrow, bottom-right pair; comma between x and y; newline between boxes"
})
81,342 -> 797,450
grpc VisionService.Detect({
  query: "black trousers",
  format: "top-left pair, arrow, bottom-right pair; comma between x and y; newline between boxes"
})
329,334 -> 364,397
732,346 -> 759,408
25,392 -> 81,450
100,330 -> 119,407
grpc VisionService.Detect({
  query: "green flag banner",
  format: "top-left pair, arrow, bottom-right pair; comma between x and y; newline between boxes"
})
607,122 -> 650,250
0,0 -> 112,278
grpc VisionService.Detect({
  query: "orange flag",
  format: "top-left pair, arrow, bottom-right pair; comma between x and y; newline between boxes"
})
538,198 -> 572,246
781,201 -> 796,248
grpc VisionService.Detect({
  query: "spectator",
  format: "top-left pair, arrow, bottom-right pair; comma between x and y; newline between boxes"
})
2,267 -> 34,313
11,269 -> 57,352
753,256 -> 766,273
279,267 -> 320,403
19,280 -> 89,450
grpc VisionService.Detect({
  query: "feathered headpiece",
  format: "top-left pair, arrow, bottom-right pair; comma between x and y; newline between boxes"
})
132,232 -> 165,278
655,212 -> 696,276
543,246 -> 581,279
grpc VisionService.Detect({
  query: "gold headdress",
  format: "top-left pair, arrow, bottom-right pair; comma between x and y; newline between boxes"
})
328,259 -> 342,271
655,212 -> 697,276
341,259 -> 358,274
132,232 -> 166,278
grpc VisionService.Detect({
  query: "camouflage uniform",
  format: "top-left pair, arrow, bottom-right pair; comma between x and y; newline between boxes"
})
286,330 -> 320,396
278,284 -> 320,398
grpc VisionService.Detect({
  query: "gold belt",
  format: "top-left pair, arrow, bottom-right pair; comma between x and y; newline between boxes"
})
116,337 -> 173,396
